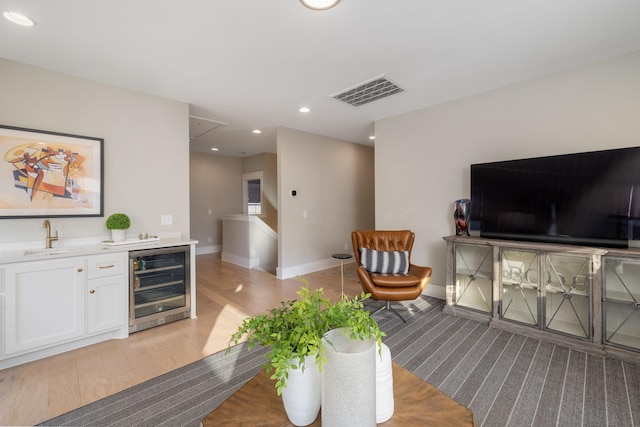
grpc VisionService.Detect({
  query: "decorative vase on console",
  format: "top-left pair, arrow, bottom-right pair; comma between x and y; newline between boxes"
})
454,199 -> 470,236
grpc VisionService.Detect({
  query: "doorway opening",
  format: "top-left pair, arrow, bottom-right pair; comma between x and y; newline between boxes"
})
242,171 -> 263,216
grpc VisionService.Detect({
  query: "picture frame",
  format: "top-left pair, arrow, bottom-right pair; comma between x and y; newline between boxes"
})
0,125 -> 104,218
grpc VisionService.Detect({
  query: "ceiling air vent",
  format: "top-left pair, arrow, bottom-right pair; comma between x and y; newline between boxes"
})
331,75 -> 404,107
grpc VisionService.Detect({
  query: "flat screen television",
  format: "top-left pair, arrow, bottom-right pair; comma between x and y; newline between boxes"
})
470,147 -> 640,248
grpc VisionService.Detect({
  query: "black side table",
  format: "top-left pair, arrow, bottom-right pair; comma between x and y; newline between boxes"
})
332,253 -> 353,298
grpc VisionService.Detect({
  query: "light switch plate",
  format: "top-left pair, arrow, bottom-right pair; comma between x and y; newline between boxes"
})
161,214 -> 173,225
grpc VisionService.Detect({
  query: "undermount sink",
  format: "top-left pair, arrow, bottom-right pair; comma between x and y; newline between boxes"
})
24,248 -> 69,256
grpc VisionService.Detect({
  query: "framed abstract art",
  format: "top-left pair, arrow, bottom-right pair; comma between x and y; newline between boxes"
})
0,125 -> 104,218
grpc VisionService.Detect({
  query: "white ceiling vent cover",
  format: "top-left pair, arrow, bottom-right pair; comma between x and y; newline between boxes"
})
331,75 -> 404,107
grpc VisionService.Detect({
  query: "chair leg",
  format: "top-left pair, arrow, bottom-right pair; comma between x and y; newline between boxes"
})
371,301 -> 407,323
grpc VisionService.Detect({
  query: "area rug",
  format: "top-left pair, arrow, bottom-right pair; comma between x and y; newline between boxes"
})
39,342 -> 268,427
39,298 -> 430,427
40,296 -> 640,427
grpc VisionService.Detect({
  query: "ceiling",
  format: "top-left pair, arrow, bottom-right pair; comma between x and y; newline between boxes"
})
2,1 -> 640,157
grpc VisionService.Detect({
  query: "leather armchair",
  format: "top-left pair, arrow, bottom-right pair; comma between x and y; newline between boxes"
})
352,230 -> 432,322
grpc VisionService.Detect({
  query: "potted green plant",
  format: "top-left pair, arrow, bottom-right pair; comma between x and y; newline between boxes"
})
227,284 -> 383,426
106,213 -> 130,242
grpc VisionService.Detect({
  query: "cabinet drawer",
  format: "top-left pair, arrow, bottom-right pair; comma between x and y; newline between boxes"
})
87,253 -> 127,279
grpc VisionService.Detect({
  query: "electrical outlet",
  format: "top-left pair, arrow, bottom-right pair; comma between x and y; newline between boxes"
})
344,243 -> 348,250
208,237 -> 212,242
161,214 -> 173,225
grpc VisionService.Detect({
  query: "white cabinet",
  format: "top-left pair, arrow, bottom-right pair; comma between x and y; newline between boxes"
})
3,257 -> 86,355
87,253 -> 128,334
1,252 -> 128,366
0,239 -> 195,369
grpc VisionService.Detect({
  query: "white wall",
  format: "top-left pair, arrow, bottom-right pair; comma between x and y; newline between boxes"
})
375,51 -> 640,292
0,59 -> 190,245
189,152 -> 243,253
277,127 -> 375,279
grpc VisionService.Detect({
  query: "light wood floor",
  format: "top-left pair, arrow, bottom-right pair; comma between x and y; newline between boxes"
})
0,253 -> 362,426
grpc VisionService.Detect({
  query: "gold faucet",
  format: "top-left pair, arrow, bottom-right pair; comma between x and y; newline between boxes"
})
43,219 -> 59,249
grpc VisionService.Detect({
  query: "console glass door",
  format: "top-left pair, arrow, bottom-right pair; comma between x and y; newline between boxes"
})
603,257 -> 640,351
500,250 -> 539,326
454,244 -> 492,313
543,253 -> 590,339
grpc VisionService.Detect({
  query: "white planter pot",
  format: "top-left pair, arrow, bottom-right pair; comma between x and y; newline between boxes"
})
281,355 -> 321,426
111,229 -> 126,242
322,328 -> 377,427
376,343 -> 394,423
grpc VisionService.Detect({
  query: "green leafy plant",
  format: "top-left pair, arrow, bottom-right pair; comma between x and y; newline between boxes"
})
105,213 -> 131,230
227,283 -> 384,395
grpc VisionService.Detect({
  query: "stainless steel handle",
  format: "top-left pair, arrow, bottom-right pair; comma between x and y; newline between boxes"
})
98,264 -> 115,269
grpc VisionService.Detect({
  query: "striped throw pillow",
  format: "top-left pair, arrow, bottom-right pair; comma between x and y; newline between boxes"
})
360,248 -> 409,274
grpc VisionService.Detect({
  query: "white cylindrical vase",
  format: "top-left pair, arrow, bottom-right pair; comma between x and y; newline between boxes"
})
281,355 -> 321,426
376,343 -> 394,423
321,328 -> 376,427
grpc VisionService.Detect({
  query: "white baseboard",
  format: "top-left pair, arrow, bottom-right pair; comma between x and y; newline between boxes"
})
423,283 -> 445,300
277,257 -> 344,280
195,245 -> 222,255
221,252 -> 259,269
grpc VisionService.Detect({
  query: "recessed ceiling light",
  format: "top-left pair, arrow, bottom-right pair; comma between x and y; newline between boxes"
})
299,107 -> 310,113
252,129 -> 262,134
300,0 -> 341,10
3,11 -> 36,27
211,148 -> 219,151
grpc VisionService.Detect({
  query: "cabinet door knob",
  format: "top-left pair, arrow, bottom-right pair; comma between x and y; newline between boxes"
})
78,267 -> 83,272
90,289 -> 95,294
99,264 -> 115,269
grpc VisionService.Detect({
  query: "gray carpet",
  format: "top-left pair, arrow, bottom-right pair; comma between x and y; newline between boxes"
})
41,296 -> 640,427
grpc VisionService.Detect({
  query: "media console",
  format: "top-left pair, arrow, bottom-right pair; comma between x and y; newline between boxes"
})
443,235 -> 640,364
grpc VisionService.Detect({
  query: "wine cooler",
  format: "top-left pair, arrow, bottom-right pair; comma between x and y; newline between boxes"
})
129,245 -> 191,333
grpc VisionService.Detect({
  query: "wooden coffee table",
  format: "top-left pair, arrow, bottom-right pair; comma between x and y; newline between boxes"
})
202,362 -> 477,426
